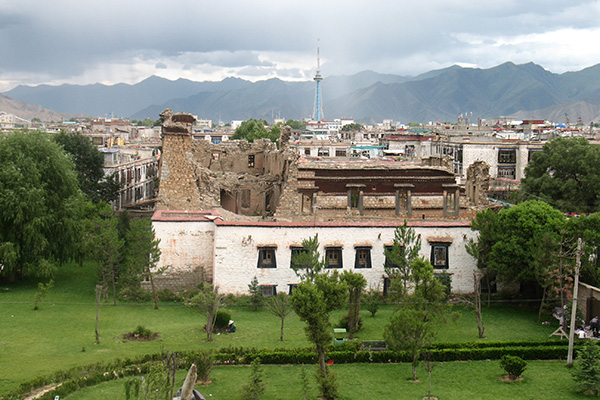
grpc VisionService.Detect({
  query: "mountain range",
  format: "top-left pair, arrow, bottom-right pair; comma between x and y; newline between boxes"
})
4,62 -> 600,124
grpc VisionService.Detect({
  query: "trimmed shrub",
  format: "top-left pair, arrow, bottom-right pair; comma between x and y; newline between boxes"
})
500,355 -> 527,379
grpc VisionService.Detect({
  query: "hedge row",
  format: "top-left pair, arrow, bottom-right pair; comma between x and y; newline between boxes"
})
0,341 -> 578,400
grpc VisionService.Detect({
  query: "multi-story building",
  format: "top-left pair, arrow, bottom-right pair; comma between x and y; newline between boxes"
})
149,111 -> 487,295
100,147 -> 159,210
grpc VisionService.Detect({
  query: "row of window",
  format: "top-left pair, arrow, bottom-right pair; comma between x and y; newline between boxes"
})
257,244 -> 450,270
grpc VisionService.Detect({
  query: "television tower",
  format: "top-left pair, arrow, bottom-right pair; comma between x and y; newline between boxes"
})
312,46 -> 324,122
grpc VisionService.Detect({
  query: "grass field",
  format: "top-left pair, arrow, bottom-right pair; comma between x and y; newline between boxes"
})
65,361 -> 583,400
0,261 -> 564,397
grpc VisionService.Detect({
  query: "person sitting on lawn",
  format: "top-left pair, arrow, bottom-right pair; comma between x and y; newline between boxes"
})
227,320 -> 236,333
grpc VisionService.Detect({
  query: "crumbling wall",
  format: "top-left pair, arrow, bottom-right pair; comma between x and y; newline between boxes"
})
157,113 -> 297,215
156,110 -> 202,210
465,161 -> 490,207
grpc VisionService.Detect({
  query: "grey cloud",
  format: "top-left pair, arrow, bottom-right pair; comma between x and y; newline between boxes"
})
1,0 -> 600,89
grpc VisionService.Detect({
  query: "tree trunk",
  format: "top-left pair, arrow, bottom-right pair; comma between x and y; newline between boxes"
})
474,273 -> 485,338
412,356 -> 418,381
280,318 -> 285,341
317,345 -> 327,378
111,265 -> 117,306
538,286 -> 547,322
95,285 -> 103,344
147,266 -> 159,310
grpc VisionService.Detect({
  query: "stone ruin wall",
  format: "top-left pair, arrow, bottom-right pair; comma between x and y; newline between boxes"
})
156,110 -> 202,210
465,161 -> 490,208
157,112 -> 298,215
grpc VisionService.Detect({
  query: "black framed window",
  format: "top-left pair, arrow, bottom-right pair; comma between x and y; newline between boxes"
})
498,149 -> 516,164
261,285 -> 277,297
354,247 -> 372,268
288,283 -> 298,295
248,154 -> 255,167
257,247 -> 277,268
430,243 -> 449,269
290,247 -> 308,268
325,247 -> 343,268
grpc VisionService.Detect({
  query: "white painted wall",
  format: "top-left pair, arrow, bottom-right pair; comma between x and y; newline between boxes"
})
154,220 -> 215,281
213,223 -> 478,295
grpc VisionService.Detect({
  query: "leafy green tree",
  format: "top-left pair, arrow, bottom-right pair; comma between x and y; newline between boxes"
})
363,287 -> 382,317
54,131 -> 120,203
566,213 -> 600,286
122,218 -> 162,308
189,283 -> 225,341
0,131 -> 84,281
384,221 -> 422,293
521,137 -> 600,213
290,235 -> 347,399
384,258 -> 447,381
340,270 -> 366,339
340,123 -> 363,132
33,279 -> 54,310
472,200 -> 566,291
232,119 -> 279,142
265,292 -> 293,341
285,119 -> 305,130
81,202 -> 124,305
571,342 -> 600,396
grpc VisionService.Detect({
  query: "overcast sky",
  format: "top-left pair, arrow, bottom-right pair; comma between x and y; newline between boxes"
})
1,0 -> 600,92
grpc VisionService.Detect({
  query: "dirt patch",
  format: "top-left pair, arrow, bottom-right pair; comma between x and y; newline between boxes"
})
122,332 -> 159,341
24,383 -> 61,400
499,375 -> 523,382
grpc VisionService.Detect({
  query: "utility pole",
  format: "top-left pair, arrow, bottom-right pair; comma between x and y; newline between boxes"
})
567,237 -> 582,365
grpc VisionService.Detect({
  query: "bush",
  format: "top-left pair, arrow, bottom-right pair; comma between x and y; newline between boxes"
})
571,341 -> 600,396
336,314 -> 363,332
500,355 -> 527,379
214,310 -> 232,332
132,325 -> 153,339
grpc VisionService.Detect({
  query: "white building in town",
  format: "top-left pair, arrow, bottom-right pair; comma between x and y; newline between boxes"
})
151,210 -> 478,295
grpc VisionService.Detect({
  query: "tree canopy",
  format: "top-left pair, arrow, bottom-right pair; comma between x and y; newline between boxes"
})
340,123 -> 363,132
470,200 -> 567,287
521,137 -> 600,213
232,119 -> 279,142
0,132 -> 84,281
54,131 -> 120,203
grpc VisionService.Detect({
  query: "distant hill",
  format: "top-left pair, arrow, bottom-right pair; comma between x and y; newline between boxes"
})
6,63 -> 600,123
0,94 -> 67,122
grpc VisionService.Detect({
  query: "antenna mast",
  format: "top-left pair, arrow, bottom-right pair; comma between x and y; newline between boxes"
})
312,45 -> 324,122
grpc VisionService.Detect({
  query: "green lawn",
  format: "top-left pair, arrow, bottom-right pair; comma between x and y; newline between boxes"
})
0,262 -> 562,396
66,361 -> 583,400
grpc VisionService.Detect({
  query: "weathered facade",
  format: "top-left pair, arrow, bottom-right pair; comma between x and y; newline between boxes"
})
156,110 -> 297,216
151,110 -> 490,295
152,210 -> 478,294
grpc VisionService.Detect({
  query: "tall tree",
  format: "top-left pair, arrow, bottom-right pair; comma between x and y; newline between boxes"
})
290,235 -> 347,400
123,218 -> 162,308
0,131 -> 84,281
472,201 -> 566,292
341,271 -> 367,340
82,202 -> 124,305
54,131 -> 120,203
265,292 -> 293,341
384,221 -> 422,293
189,283 -> 225,341
521,136 -> 600,213
384,258 -> 447,381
